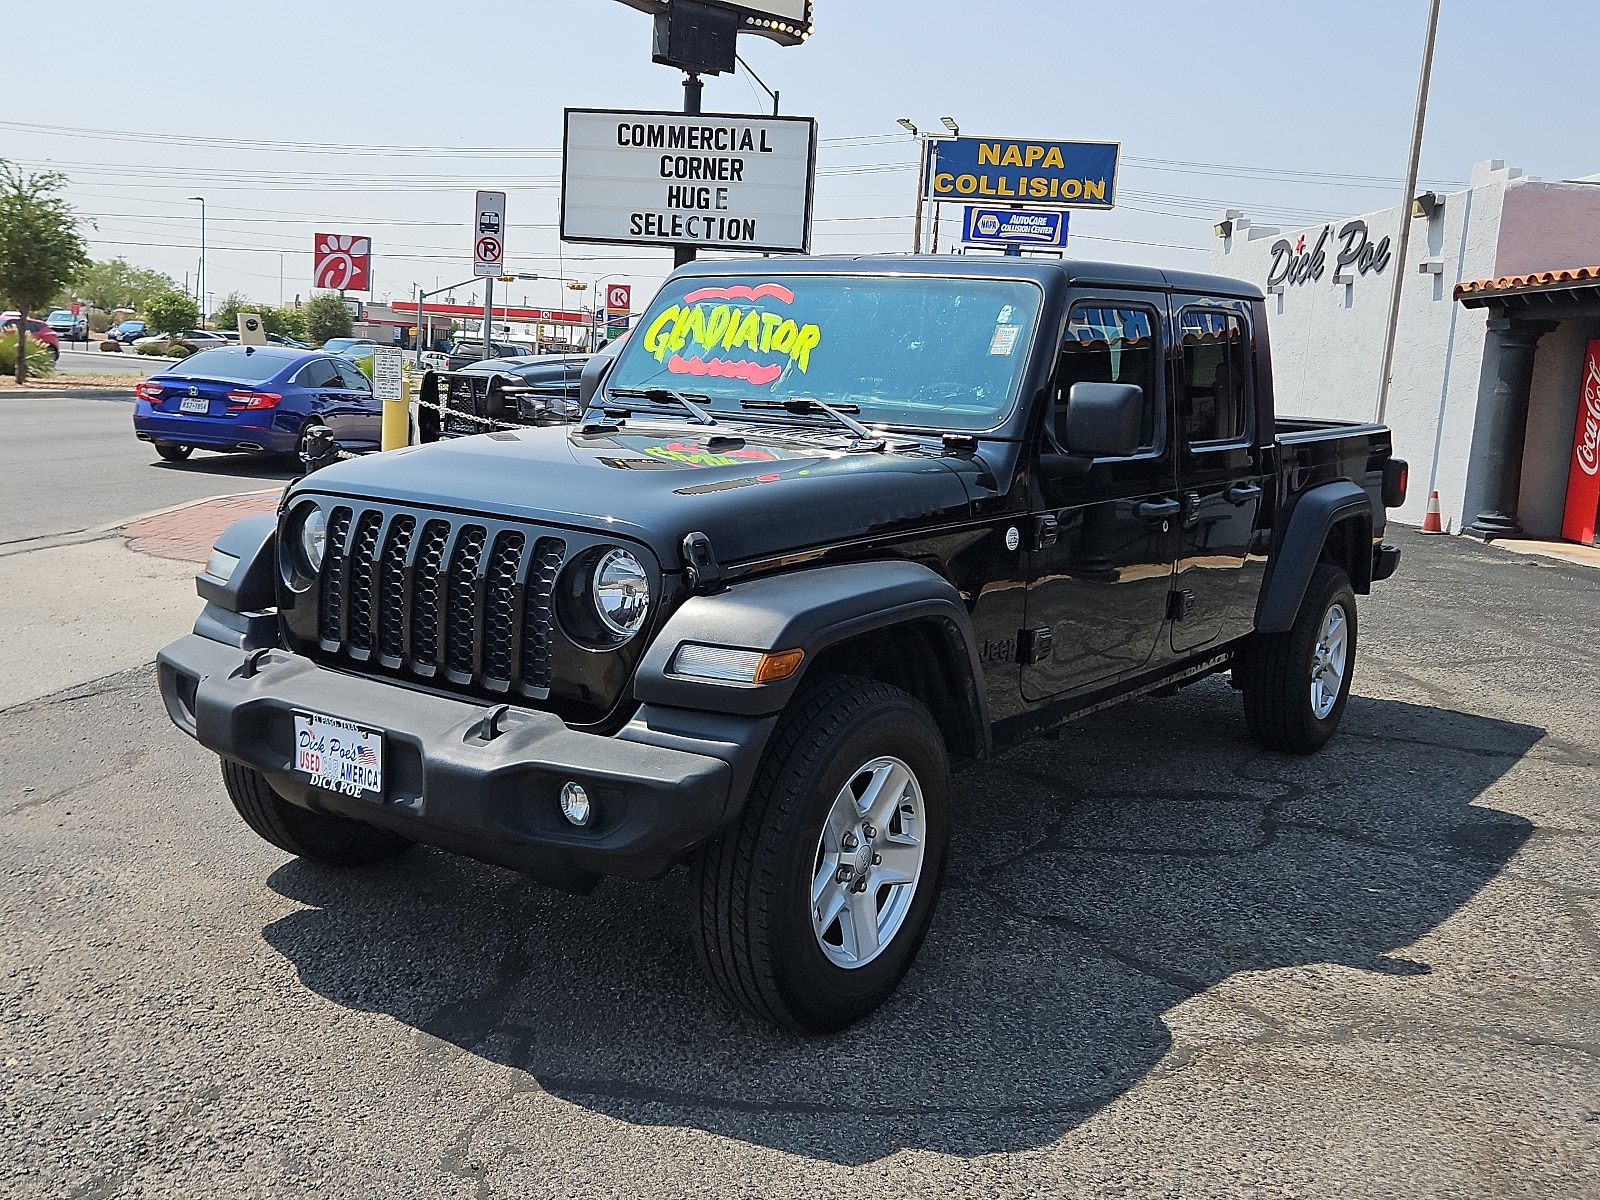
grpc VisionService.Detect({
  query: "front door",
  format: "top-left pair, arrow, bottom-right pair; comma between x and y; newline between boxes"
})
1022,302 -> 1178,702
1169,302 -> 1266,652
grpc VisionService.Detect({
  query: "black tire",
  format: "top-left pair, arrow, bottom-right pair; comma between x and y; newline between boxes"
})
155,442 -> 193,463
220,759 -> 410,866
1238,562 -> 1358,754
689,676 -> 951,1034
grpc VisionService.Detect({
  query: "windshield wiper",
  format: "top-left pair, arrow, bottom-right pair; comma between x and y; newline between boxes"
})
739,397 -> 880,444
607,386 -> 718,426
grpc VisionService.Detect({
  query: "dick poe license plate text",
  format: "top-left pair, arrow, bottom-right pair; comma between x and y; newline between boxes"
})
293,711 -> 383,798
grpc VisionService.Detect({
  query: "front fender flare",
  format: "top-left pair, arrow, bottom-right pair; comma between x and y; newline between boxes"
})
634,560 -> 988,726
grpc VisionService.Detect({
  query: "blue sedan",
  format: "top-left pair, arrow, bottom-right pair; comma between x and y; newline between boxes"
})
132,346 -> 381,463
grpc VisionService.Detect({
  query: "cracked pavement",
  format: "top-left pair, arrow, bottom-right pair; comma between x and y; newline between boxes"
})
2,527 -> 1598,1197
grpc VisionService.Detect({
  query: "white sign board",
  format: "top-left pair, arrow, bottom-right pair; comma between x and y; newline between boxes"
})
561,108 -> 816,254
371,346 -> 404,401
474,190 -> 506,278
236,312 -> 267,346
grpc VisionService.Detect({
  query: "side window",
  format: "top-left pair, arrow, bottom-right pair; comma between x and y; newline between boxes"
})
336,360 -> 372,392
1054,306 -> 1159,453
1179,310 -> 1251,444
297,359 -> 341,389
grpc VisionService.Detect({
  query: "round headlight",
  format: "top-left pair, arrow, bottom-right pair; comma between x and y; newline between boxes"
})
298,506 -> 328,575
591,548 -> 650,639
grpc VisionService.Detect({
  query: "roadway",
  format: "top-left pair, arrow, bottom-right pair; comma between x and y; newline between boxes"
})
0,401 -> 1595,1195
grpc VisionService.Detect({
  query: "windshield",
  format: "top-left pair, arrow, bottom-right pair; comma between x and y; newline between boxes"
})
48,311 -> 72,321
159,348 -> 296,382
607,274 -> 1043,431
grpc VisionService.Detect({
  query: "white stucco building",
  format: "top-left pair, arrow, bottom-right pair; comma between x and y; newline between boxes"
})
1210,160 -> 1600,541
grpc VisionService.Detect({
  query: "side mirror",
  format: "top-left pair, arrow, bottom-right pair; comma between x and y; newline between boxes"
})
1064,382 -> 1144,458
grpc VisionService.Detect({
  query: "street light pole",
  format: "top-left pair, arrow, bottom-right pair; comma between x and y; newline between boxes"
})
1375,0 -> 1442,425
187,196 -> 206,325
674,73 -> 704,269
898,120 -> 926,254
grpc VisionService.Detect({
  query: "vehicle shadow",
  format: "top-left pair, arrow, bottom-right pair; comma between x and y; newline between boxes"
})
260,683 -> 1539,1163
149,454 -> 296,479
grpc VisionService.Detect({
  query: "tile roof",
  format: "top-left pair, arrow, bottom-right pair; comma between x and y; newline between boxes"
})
1454,265 -> 1600,300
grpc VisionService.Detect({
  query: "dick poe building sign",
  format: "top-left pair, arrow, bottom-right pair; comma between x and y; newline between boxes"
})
561,108 -> 817,254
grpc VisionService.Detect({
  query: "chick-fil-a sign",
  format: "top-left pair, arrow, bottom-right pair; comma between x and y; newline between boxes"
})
1561,339 -> 1600,544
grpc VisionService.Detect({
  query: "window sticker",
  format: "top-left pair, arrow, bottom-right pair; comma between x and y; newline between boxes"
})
641,282 -> 824,386
989,324 -> 1020,356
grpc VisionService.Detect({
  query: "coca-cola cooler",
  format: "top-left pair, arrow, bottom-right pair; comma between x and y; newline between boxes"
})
1562,339 -> 1600,544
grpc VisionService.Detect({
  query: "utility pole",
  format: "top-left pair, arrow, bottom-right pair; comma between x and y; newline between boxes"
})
674,73 -> 703,269
188,196 -> 205,324
899,120 -> 927,254
1376,0 -> 1442,425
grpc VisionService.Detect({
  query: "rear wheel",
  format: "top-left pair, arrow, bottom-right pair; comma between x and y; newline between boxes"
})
689,676 -> 951,1033
154,442 -> 193,463
1238,562 -> 1357,754
220,759 -> 411,866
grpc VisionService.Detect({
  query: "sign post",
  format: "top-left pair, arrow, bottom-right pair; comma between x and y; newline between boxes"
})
372,346 -> 407,451
474,191 -> 507,362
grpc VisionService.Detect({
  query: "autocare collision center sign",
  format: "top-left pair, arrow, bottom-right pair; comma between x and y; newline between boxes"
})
561,108 -> 817,254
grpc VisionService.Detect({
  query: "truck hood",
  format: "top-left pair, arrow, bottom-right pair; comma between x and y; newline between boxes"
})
297,422 -> 979,568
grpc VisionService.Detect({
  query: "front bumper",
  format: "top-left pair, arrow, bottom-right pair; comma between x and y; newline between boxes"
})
157,633 -> 773,885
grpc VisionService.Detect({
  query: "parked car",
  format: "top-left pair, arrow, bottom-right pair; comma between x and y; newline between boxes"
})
321,338 -> 376,357
131,346 -> 380,463
445,340 -> 526,371
1,317 -> 61,361
132,329 -> 231,350
45,309 -> 89,341
157,256 -> 1406,1033
420,354 -> 587,439
109,320 -> 149,344
218,331 -> 311,348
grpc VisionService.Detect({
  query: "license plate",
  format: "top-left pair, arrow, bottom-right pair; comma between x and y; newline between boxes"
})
179,395 -> 209,414
293,711 -> 384,799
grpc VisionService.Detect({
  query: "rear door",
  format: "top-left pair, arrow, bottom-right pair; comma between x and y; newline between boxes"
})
1169,301 -> 1267,652
295,357 -> 351,441
1021,300 -> 1178,701
335,358 -> 381,445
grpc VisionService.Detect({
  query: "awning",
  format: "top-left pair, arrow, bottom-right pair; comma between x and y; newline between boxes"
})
1456,266 -> 1600,310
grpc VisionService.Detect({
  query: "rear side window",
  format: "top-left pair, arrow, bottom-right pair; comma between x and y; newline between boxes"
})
162,348 -> 291,382
1053,306 -> 1160,451
335,360 -> 372,391
296,358 -> 343,388
1179,310 -> 1251,444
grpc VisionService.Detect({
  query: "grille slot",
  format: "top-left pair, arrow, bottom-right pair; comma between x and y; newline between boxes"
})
346,511 -> 383,654
376,515 -> 416,660
445,526 -> 488,677
313,506 -> 572,702
522,538 -> 566,691
483,532 -> 526,686
318,507 -> 353,645
410,520 -> 451,666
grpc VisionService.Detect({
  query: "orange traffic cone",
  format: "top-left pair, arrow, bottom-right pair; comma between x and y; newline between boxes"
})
1420,491 -> 1444,534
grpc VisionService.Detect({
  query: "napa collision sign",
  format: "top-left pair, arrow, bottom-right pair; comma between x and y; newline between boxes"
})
927,137 -> 1119,210
561,108 -> 817,254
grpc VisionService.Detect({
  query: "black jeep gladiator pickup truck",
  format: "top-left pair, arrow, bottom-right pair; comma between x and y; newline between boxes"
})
157,256 -> 1406,1033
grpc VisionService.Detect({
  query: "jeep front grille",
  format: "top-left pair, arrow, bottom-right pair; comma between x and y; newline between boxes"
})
315,505 -> 566,699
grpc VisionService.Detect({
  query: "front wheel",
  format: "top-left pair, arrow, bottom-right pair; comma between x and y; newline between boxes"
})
1237,562 -> 1358,754
220,760 -> 411,866
154,442 -> 193,463
689,676 -> 951,1033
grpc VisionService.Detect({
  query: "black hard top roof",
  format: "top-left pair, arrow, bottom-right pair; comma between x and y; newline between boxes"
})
671,254 -> 1264,301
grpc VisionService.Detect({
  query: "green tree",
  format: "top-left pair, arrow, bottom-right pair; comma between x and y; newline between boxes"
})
145,290 -> 199,337
261,306 -> 307,342
73,257 -> 179,316
0,161 -> 88,381
304,292 -> 353,345
212,292 -> 255,333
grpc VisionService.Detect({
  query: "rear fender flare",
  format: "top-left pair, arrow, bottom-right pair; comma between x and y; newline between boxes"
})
633,560 -> 989,741
1256,480 -> 1372,633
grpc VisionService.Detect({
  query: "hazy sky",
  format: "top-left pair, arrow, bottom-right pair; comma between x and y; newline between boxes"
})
4,0 -> 1597,315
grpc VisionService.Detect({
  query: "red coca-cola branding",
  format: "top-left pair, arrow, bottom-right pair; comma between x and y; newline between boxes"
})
1561,340 -> 1600,543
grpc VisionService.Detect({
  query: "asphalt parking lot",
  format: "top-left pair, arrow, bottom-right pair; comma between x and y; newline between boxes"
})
2,513 -> 1598,1195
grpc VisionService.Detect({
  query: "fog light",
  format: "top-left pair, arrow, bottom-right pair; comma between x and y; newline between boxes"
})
559,781 -> 592,827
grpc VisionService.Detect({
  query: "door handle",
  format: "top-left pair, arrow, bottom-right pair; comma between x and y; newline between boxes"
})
1136,498 -> 1180,521
1226,483 -> 1263,506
